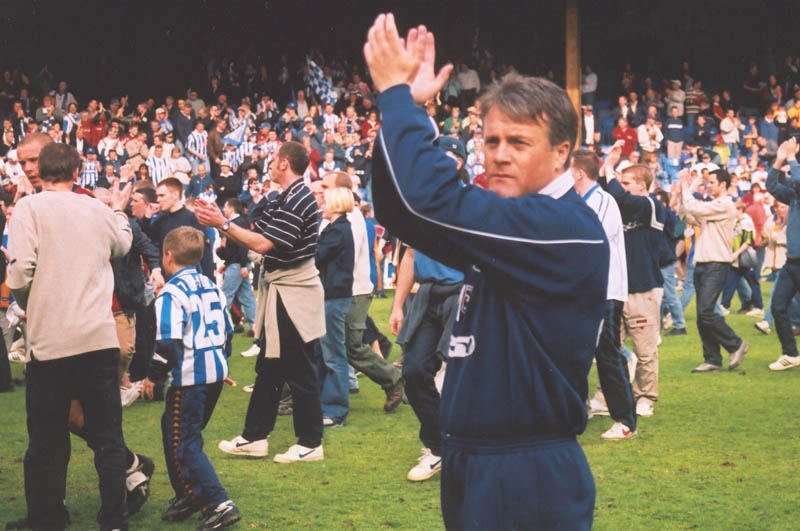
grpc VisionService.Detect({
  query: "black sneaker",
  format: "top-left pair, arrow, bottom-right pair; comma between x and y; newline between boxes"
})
197,501 -> 241,530
666,327 -> 687,336
126,454 -> 155,515
162,494 -> 204,522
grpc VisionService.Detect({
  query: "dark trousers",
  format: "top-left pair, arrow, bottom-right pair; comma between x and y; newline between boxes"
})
0,324 -> 11,389
595,300 -> 636,431
695,262 -> 743,365
130,302 -> 156,382
772,261 -> 800,357
162,382 -> 228,508
25,349 -> 127,531
242,294 -> 323,447
402,288 -> 456,456
441,437 -> 594,530
721,266 -> 762,309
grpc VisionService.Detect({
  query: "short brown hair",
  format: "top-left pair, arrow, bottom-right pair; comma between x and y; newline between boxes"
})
620,164 -> 654,189
326,170 -> 353,189
479,74 -> 578,163
18,132 -> 53,152
157,177 -> 184,197
163,226 -> 204,266
570,150 -> 600,181
277,141 -> 309,176
39,143 -> 81,183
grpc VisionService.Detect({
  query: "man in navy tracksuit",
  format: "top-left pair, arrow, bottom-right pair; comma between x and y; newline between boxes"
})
365,16 -> 609,529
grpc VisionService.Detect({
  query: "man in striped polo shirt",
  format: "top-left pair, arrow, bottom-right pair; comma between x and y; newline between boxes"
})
195,141 -> 327,463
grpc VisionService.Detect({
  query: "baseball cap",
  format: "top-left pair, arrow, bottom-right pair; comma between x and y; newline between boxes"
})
87,147 -> 96,155
434,135 -> 466,161
286,102 -> 296,109
259,122 -> 270,129
220,159 -> 231,167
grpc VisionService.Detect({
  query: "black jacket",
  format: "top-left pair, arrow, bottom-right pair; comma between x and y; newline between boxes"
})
315,215 -> 354,300
215,215 -> 250,266
112,217 -> 161,312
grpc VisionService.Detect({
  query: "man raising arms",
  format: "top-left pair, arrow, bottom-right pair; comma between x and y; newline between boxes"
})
364,15 -> 608,530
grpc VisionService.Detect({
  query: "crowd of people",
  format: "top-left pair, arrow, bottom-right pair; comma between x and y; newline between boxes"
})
1,16 -> 800,529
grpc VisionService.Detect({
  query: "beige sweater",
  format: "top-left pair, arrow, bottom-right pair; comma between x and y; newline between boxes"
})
680,186 -> 736,264
7,191 -> 132,360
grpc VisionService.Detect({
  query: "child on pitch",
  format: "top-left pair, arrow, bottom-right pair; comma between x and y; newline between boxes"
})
141,226 -> 241,530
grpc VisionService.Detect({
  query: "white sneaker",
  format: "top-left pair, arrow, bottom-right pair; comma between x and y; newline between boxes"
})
600,421 -> 637,440
588,398 -> 610,416
7,351 -> 26,363
662,313 -> 673,330
241,344 -> 260,357
120,382 -> 141,408
273,444 -> 324,463
243,384 -> 254,393
407,448 -> 442,482
636,401 -> 654,417
745,307 -> 765,318
218,435 -> 268,457
721,306 -> 730,316
754,320 -> 771,335
768,354 -> 800,371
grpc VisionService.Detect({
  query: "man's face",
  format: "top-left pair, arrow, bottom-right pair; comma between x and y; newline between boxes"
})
18,140 -> 45,190
155,146 -> 163,157
130,192 -> 148,218
483,107 -> 570,198
619,170 -> 647,196
58,81 -> 67,93
197,165 -> 206,177
156,185 -> 179,212
707,174 -> 725,198
618,96 -> 627,107
671,107 -> 679,118
222,202 -> 234,219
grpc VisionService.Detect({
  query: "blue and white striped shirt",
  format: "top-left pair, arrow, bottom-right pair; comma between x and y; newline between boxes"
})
186,130 -> 208,160
147,155 -> 171,185
79,160 -> 99,189
156,266 -> 233,386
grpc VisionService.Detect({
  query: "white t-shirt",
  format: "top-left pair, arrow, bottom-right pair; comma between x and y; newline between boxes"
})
582,183 -> 628,302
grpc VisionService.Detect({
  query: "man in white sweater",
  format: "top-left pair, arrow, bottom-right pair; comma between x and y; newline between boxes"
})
6,142 -> 134,531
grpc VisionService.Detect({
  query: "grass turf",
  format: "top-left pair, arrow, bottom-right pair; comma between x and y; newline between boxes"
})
1,286 -> 799,529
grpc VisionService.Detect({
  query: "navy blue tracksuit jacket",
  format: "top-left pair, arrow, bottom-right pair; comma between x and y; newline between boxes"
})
372,84 -> 609,530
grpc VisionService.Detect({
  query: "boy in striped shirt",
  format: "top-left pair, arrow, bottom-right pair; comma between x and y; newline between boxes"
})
186,121 -> 209,175
142,226 -> 241,530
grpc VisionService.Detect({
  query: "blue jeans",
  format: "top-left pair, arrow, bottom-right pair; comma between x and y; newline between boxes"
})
221,264 -> 256,325
318,297 -> 352,422
772,262 -> 800,357
162,382 -> 228,507
661,262 -> 686,329
695,262 -> 743,365
722,266 -> 762,310
682,261 -> 724,316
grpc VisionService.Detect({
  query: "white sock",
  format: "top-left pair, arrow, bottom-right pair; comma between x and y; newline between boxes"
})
126,454 -> 139,474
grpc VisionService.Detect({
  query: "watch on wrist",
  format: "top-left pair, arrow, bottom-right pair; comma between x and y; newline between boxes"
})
221,220 -> 231,232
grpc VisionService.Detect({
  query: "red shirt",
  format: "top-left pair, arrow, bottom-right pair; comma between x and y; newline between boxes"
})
745,202 -> 767,247
613,126 -> 638,156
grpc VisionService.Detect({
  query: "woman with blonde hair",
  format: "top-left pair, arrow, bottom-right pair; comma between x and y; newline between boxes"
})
315,186 -> 355,428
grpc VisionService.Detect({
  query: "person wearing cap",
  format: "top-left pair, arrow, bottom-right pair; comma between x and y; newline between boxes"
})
278,102 -> 301,138
666,79 -> 686,118
215,158 -> 241,208
365,17 -> 607,529
637,114 -> 663,164
79,147 -> 102,189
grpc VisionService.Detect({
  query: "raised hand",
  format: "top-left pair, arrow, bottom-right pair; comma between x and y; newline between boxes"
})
404,25 -> 453,105
363,14 -> 424,94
